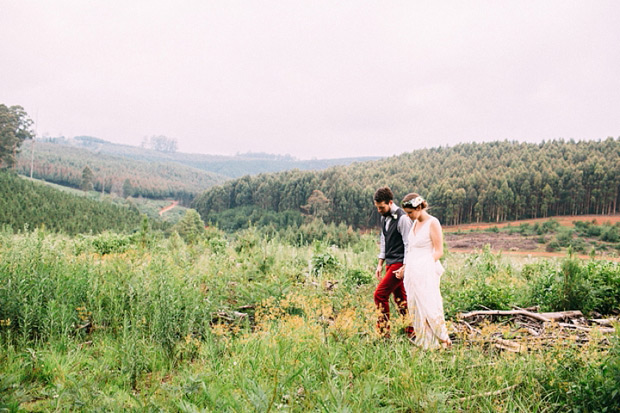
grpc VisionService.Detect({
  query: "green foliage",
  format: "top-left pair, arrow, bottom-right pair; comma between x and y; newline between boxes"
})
343,268 -> 373,286
310,243 -> 341,276
88,232 -> 134,255
173,209 -> 206,245
193,139 -> 620,228
80,166 -> 94,191
0,104 -> 34,169
0,171 -> 142,235
1,229 -> 618,411
601,224 -> 620,242
546,240 -> 561,252
569,332 -> 620,411
537,332 -> 620,412
279,219 -> 361,248
573,220 -> 603,237
527,258 -> 620,314
555,228 -> 574,247
443,246 -> 517,316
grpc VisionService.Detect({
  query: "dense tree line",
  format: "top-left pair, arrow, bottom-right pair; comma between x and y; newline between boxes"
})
0,171 -> 142,235
193,139 -> 620,229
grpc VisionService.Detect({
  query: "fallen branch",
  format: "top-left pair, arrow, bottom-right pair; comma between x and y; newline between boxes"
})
558,323 -> 615,334
539,311 -> 583,322
590,318 -> 616,327
458,310 -> 551,323
212,311 -> 248,322
493,337 -> 526,353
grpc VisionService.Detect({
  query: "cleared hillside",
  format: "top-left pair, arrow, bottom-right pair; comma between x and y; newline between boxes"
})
16,140 -> 227,203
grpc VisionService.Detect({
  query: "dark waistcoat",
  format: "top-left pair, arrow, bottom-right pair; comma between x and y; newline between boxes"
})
382,208 -> 406,265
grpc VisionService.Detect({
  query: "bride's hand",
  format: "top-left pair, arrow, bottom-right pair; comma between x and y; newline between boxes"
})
394,267 -> 405,280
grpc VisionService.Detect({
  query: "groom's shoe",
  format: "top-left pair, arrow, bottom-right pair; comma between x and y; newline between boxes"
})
405,326 -> 416,340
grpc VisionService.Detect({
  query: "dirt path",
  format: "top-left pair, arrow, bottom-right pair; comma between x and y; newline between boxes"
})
444,214 -> 620,232
159,200 -> 179,216
448,247 -> 620,262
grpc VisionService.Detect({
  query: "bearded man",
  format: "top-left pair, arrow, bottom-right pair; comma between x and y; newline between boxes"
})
373,186 -> 414,338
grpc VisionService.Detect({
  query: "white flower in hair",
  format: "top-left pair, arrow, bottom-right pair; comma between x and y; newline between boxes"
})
412,196 -> 425,208
403,196 -> 425,208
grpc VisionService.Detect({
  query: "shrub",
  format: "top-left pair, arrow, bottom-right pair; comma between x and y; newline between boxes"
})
173,209 -> 206,244
310,243 -> 341,276
518,223 -> 532,235
546,240 -> 561,252
89,232 -> 134,255
443,246 -> 516,316
555,229 -> 574,247
527,258 -> 620,315
601,225 -> 620,243
343,268 -> 373,286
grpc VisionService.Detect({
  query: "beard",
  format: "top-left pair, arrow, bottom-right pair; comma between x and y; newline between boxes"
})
381,210 -> 393,217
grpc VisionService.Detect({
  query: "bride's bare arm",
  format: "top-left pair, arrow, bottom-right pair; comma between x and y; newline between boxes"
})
430,219 -> 443,261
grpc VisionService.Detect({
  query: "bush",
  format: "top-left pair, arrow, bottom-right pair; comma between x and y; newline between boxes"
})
173,209 -> 206,244
89,232 -> 134,255
546,240 -> 561,252
310,243 -> 341,276
527,258 -> 620,315
601,225 -> 620,243
518,223 -> 532,235
443,246 -> 516,316
555,229 -> 574,247
343,268 -> 373,286
573,220 -> 603,237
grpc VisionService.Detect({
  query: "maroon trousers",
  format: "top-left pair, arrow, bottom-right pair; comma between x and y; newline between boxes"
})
374,262 -> 412,336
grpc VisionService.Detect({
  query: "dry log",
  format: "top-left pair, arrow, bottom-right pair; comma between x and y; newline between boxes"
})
460,320 -> 481,335
558,323 -> 615,334
539,311 -> 583,321
493,337 -> 526,353
454,383 -> 520,403
458,310 -> 551,323
590,318 -> 616,327
212,311 -> 248,322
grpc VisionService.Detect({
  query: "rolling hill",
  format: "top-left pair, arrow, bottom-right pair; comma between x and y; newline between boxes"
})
15,137 -> 379,203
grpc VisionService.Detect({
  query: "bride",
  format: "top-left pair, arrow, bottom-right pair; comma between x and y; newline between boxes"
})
395,193 -> 451,349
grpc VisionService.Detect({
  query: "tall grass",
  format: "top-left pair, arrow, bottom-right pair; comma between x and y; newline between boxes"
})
1,228 -> 618,411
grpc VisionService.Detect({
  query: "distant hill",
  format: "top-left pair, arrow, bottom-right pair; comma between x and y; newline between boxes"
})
16,140 -> 226,204
192,139 -> 620,230
0,171 -> 142,235
15,137 -> 379,202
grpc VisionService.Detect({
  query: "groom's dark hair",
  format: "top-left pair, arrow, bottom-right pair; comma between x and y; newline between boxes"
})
373,187 -> 394,204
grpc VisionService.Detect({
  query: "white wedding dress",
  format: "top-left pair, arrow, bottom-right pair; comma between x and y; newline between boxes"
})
403,216 -> 450,349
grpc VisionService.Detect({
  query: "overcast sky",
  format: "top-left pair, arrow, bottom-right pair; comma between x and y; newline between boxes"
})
1,1 -> 619,159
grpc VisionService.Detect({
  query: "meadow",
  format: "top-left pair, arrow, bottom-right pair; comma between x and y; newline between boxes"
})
1,225 -> 618,412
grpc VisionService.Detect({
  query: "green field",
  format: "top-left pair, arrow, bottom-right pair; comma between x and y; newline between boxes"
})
1,227 -> 618,411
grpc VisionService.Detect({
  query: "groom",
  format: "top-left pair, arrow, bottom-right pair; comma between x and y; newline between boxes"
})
373,187 -> 414,338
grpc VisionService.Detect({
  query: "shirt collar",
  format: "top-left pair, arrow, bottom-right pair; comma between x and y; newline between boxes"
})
389,203 -> 398,220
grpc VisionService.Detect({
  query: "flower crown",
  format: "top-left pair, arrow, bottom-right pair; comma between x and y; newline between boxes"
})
402,196 -> 425,209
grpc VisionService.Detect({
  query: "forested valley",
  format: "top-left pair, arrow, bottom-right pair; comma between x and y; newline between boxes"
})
193,139 -> 620,230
